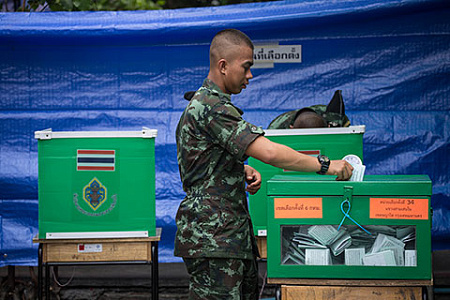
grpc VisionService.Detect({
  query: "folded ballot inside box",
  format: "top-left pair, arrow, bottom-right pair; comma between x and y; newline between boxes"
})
365,233 -> 405,266
307,225 -> 352,256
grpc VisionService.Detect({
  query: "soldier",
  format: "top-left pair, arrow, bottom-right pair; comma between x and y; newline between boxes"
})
267,90 -> 351,129
175,28 -> 353,299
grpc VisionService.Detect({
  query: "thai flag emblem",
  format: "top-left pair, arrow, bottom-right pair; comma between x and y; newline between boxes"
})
77,150 -> 115,171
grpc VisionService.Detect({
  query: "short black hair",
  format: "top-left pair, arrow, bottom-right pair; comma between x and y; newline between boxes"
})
292,110 -> 327,128
210,29 -> 254,62
212,28 -> 254,50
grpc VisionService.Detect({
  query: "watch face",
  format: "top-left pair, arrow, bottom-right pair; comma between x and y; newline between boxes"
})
343,154 -> 362,167
318,154 -> 329,163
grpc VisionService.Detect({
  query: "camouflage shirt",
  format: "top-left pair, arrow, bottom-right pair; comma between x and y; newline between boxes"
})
174,78 -> 264,259
268,105 -> 350,129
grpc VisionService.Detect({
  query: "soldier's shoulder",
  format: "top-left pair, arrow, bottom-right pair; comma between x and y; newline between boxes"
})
192,88 -> 222,106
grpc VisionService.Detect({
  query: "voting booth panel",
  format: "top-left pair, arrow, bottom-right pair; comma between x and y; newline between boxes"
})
35,129 -> 157,239
248,126 -> 365,236
266,175 -> 432,280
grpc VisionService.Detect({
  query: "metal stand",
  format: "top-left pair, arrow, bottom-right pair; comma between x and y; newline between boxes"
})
34,229 -> 161,300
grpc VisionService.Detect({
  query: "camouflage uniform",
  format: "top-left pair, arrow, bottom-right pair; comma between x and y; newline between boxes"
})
183,257 -> 258,299
267,105 -> 351,129
175,78 -> 264,299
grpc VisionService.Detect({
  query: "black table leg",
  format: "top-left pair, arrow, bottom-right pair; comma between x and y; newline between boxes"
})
45,263 -> 50,300
151,241 -> 159,300
38,244 -> 43,300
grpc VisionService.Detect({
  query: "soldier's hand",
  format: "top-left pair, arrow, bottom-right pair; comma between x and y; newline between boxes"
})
327,160 -> 353,181
244,165 -> 262,195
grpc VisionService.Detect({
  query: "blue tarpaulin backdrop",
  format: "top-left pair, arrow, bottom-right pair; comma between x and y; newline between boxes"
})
0,0 -> 449,265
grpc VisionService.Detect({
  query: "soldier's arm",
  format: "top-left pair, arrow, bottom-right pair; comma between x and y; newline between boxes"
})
245,136 -> 353,181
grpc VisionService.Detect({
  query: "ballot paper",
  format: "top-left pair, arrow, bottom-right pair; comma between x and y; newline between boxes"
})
305,248 -> 332,265
371,233 -> 405,252
282,252 -> 304,265
345,248 -> 365,265
329,231 -> 352,256
370,233 -> 405,266
282,225 -> 417,267
308,225 -> 352,256
396,226 -> 416,243
350,164 -> 366,181
349,227 -> 376,249
281,234 -> 308,265
343,154 -> 365,182
289,244 -> 306,262
295,239 -> 328,249
308,225 -> 342,246
363,250 -> 397,266
293,232 -> 326,247
405,250 -> 417,267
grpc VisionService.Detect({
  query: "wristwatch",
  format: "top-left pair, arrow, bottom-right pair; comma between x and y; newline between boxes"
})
316,154 -> 330,175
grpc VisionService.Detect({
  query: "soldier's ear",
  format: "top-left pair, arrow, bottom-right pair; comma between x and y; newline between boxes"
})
218,59 -> 227,75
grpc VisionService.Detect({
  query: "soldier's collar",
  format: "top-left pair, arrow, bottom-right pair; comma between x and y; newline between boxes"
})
201,79 -> 243,115
202,79 -> 231,101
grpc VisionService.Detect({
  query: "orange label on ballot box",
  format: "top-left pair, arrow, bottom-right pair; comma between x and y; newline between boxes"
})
274,198 -> 323,219
370,198 -> 429,220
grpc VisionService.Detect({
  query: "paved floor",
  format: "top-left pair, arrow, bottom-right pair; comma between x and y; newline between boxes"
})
1,250 -> 449,299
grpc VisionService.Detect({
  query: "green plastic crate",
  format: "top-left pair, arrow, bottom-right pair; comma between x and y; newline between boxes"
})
248,125 -> 365,236
266,174 -> 432,280
35,128 -> 157,239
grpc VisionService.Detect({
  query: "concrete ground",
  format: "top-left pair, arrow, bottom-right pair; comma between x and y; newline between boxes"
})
1,250 -> 449,299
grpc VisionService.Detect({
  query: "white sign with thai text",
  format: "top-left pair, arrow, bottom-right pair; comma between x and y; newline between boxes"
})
253,44 -> 302,68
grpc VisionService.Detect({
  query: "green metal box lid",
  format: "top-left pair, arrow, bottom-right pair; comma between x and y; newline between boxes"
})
35,127 -> 157,140
267,174 -> 432,196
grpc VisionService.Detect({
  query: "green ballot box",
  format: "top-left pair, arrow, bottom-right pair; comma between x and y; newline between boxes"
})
266,174 -> 432,280
248,125 -> 365,236
35,128 -> 157,239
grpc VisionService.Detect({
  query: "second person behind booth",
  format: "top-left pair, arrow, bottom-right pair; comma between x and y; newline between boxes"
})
184,89 -> 351,130
267,90 -> 351,129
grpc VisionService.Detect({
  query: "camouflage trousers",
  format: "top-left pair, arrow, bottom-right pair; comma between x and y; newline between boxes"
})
182,256 -> 259,300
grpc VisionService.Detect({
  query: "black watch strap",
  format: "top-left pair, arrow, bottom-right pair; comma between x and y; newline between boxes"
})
316,154 -> 330,175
